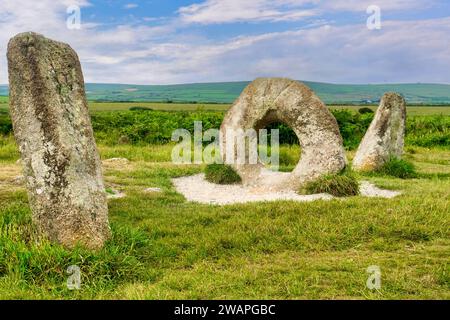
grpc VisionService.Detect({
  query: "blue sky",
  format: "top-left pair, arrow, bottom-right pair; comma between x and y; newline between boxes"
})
1,0 -> 450,85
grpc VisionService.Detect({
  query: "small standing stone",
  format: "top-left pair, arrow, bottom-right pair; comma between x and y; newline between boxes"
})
353,93 -> 406,171
7,32 -> 110,249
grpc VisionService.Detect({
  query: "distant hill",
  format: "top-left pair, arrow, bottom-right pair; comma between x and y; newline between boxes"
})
0,86 -> 7,97
1,81 -> 450,105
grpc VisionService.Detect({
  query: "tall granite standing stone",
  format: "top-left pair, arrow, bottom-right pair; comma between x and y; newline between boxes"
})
7,32 -> 110,249
353,92 -> 406,171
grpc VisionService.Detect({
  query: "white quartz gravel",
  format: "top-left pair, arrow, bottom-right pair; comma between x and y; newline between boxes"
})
359,181 -> 401,199
172,174 -> 401,205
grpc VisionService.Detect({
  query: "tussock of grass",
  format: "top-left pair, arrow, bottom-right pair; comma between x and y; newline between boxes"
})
300,169 -> 360,197
376,157 -> 418,179
204,164 -> 241,184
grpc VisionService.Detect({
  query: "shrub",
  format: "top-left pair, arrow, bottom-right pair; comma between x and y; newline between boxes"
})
267,110 -> 375,150
300,169 -> 360,197
358,107 -> 374,114
0,110 -> 449,149
205,164 -> 241,184
0,112 -> 12,136
90,110 -> 225,145
376,157 -> 418,179
264,122 -> 299,145
331,109 -> 374,150
405,115 -> 450,147
129,106 -> 153,111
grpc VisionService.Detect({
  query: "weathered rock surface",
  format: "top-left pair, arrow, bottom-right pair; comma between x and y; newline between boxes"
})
7,32 -> 110,249
353,93 -> 406,171
220,78 -> 347,191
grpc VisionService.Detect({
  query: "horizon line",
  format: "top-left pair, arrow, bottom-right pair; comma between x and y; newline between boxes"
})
1,80 -> 450,87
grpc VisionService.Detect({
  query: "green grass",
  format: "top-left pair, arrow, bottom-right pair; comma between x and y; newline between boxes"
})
276,144 -> 301,172
94,104 -> 450,116
300,170 -> 360,197
0,145 -> 448,299
0,136 -> 19,163
0,96 -> 449,115
0,98 -> 8,113
0,108 -> 449,299
204,164 -> 242,184
330,105 -> 450,116
89,102 -> 230,112
374,158 -> 418,179
0,207 -> 155,299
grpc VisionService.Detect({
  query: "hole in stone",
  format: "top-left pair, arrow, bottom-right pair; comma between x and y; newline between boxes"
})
258,121 -> 301,173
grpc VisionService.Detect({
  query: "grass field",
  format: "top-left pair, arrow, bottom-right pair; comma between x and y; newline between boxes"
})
89,102 -> 450,116
4,81 -> 450,104
0,97 -> 8,108
69,101 -> 450,116
0,138 -> 449,299
1,98 -> 449,115
89,101 -> 230,112
0,102 -> 448,300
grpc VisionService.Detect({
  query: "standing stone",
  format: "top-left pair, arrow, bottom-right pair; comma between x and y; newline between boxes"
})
353,92 -> 406,171
220,78 -> 347,191
7,32 -> 110,249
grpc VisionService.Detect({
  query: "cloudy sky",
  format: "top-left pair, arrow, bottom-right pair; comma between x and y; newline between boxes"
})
0,0 -> 450,85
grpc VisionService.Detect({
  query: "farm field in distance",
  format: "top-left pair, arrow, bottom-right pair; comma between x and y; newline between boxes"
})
0,97 -> 448,299
89,102 -> 450,116
2,98 -> 449,116
63,100 -> 450,115
4,81 -> 450,105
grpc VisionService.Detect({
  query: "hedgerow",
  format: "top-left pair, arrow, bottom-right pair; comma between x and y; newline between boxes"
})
0,109 -> 448,149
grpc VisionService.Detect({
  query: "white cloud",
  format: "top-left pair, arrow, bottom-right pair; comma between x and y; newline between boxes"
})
0,0 -> 171,83
178,0 -> 319,24
177,0 -> 430,25
0,0 -> 449,85
323,0 -> 431,11
76,17 -> 450,85
124,3 -> 138,10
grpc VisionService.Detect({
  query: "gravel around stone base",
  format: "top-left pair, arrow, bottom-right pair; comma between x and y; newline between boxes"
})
172,174 -> 401,205
359,181 -> 401,198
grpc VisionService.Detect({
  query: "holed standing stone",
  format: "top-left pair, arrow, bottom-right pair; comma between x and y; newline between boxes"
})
7,32 -> 110,249
220,78 -> 347,191
353,92 -> 406,171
